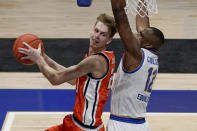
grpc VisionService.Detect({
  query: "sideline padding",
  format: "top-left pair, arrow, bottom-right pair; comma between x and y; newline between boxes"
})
0,38 -> 197,73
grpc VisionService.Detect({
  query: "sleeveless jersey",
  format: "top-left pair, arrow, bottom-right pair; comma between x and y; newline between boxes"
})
73,51 -> 115,127
110,48 -> 158,118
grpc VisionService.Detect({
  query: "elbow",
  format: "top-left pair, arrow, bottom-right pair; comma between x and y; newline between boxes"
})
50,80 -> 60,86
48,74 -> 61,86
68,81 -> 76,86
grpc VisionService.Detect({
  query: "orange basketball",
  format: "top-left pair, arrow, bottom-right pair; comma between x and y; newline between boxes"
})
13,34 -> 44,65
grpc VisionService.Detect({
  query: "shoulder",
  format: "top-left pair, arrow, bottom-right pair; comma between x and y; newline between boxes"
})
97,50 -> 114,57
92,54 -> 108,66
124,47 -> 143,62
81,54 -> 107,68
82,53 -> 109,78
96,51 -> 114,61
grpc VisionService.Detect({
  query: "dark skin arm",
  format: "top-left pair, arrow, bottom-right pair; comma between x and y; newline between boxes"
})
111,0 -> 142,71
136,0 -> 150,32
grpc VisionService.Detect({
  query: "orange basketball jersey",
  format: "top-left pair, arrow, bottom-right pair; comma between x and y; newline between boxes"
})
73,51 -> 115,127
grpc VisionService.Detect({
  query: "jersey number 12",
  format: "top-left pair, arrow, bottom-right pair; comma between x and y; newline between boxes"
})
144,67 -> 158,93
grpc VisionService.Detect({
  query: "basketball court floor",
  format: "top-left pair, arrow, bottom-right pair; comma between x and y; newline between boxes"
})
1,73 -> 197,131
0,0 -> 197,130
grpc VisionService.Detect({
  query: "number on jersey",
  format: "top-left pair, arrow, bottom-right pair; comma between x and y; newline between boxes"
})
144,67 -> 158,93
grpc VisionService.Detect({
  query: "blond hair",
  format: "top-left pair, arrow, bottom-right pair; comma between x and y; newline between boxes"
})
95,13 -> 117,37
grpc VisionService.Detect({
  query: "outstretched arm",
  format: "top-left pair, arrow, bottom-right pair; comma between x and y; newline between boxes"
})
18,43 -> 107,86
43,53 -> 76,85
111,0 -> 142,71
35,55 -> 105,86
43,53 -> 65,71
111,0 -> 140,55
136,0 -> 150,32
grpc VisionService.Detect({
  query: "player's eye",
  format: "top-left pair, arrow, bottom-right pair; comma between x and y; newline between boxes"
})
102,33 -> 106,37
95,28 -> 99,33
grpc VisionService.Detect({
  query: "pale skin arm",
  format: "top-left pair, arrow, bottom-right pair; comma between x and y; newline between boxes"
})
111,0 -> 142,71
18,42 -> 107,86
43,53 -> 65,71
42,53 -> 76,85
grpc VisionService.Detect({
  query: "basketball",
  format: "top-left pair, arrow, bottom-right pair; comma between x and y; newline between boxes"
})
13,34 -> 44,65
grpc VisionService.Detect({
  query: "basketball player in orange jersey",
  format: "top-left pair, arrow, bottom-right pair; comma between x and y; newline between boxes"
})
107,0 -> 164,130
18,13 -> 116,131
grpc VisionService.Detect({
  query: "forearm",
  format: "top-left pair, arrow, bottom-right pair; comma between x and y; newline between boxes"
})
43,53 -> 65,71
36,56 -> 61,85
111,0 -> 132,43
43,54 -> 76,85
111,0 -> 139,54
111,0 -> 125,14
136,0 -> 150,32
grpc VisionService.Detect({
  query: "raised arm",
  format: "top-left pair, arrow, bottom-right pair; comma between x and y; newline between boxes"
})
111,0 -> 142,71
136,0 -> 150,32
111,0 -> 140,55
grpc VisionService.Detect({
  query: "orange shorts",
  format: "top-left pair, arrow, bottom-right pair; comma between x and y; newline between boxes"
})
45,115 -> 105,131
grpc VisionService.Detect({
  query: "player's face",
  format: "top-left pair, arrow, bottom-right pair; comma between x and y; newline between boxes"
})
90,21 -> 112,50
137,28 -> 154,48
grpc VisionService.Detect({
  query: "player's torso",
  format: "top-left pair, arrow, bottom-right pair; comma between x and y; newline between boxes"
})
110,48 -> 158,118
73,51 -> 115,127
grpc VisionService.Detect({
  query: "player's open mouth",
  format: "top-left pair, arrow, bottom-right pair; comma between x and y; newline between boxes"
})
93,39 -> 99,44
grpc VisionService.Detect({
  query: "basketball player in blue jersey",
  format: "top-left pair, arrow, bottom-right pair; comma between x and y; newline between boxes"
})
107,0 -> 164,130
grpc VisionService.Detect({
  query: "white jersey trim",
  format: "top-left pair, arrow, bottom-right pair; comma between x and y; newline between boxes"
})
82,79 -> 102,126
